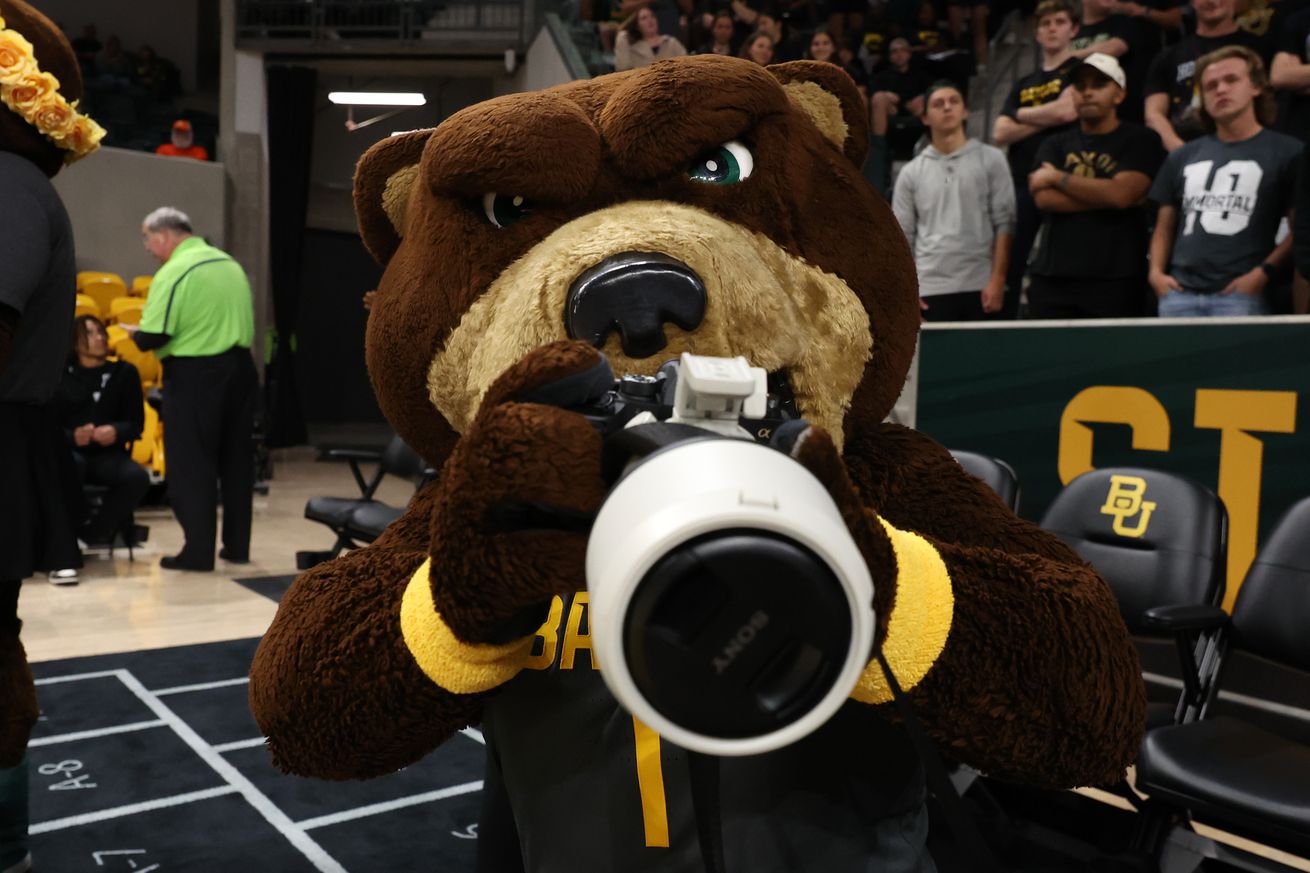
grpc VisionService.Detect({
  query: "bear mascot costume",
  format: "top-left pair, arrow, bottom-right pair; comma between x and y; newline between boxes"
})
0,2 -> 104,870
250,56 -> 1146,872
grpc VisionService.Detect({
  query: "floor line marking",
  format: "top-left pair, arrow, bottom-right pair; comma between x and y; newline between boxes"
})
298,780 -> 484,831
212,737 -> 268,754
34,670 -> 123,686
28,719 -> 166,747
153,677 -> 250,696
114,670 -> 349,873
460,727 -> 485,745
30,786 -> 238,834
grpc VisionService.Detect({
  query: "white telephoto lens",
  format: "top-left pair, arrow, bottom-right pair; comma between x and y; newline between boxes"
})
587,439 -> 875,756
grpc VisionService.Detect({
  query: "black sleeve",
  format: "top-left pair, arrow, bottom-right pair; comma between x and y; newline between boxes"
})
110,363 -> 145,444
1001,79 -> 1023,120
1118,127 -> 1167,177
1296,147 -> 1310,281
1277,11 -> 1307,55
133,330 -> 171,351
1143,44 -> 1172,97
1032,132 -> 1063,174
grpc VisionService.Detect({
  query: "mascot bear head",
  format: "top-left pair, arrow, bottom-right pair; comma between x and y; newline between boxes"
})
353,56 -> 918,465
0,0 -> 101,176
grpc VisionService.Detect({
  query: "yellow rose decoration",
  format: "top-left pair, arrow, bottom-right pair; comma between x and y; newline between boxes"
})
0,27 -> 35,84
0,14 -> 103,161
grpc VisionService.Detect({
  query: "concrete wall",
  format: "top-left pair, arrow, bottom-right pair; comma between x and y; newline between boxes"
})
52,146 -> 227,279
36,0 -> 202,92
495,25 -> 577,97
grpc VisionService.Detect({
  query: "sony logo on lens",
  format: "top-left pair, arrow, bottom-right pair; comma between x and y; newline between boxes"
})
712,610 -> 770,675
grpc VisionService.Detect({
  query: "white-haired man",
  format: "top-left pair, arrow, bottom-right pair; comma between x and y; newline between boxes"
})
130,207 -> 256,571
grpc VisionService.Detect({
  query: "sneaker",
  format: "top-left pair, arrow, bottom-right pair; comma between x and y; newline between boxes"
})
0,851 -> 31,873
46,569 -> 78,586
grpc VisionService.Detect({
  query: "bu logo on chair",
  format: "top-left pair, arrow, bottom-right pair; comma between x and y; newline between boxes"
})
1099,475 -> 1157,537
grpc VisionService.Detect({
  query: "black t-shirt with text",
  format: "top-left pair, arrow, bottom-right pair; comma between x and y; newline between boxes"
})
1144,30 -> 1268,143
1001,57 -> 1082,179
1277,7 -> 1310,141
1148,128 -> 1302,291
1030,122 -> 1166,279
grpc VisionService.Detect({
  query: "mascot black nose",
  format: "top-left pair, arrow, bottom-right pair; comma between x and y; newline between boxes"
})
565,252 -> 707,359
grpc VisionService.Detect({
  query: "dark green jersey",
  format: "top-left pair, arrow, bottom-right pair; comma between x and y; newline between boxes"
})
481,591 -> 933,873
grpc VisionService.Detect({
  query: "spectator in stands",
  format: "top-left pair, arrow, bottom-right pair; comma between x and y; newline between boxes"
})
826,0 -> 865,43
1027,54 -> 1165,318
56,316 -> 149,548
695,11 -> 738,54
753,10 -> 802,61
582,0 -> 625,52
871,37 -> 929,148
134,45 -> 180,102
946,0 -> 991,68
1143,0 -> 1266,152
739,30 -> 775,63
1110,0 -> 1184,34
894,82 -> 1014,321
1148,47 -> 1300,316
614,7 -> 688,70
1070,0 -> 1132,59
908,1 -> 947,53
70,23 -> 100,73
617,0 -> 690,44
992,0 -> 1081,318
805,27 -> 838,63
836,33 -> 870,97
1272,7 -> 1310,142
128,207 -> 257,572
861,8 -> 891,72
155,120 -> 209,161
95,35 -> 134,87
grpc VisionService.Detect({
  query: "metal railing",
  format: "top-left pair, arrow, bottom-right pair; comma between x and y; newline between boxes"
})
980,10 -> 1024,144
236,0 -> 534,52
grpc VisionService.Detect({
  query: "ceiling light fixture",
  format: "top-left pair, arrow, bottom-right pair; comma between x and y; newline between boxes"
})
328,91 -> 426,106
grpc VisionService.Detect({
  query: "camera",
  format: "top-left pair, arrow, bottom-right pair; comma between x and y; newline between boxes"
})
583,353 -> 876,757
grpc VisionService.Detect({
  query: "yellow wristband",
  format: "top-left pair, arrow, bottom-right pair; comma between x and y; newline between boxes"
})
399,558 -> 533,694
850,518 -> 955,705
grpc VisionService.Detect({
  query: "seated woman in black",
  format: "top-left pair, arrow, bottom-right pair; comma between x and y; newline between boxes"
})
56,316 -> 149,546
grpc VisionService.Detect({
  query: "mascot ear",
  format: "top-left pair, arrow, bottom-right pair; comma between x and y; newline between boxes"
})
768,61 -> 870,168
353,129 -> 432,265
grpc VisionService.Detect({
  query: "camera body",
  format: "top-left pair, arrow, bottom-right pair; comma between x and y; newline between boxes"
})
583,354 -> 876,757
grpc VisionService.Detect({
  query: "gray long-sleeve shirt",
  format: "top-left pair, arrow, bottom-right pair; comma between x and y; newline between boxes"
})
892,139 -> 1015,298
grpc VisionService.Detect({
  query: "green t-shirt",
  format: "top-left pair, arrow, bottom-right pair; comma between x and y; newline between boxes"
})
138,236 -> 254,359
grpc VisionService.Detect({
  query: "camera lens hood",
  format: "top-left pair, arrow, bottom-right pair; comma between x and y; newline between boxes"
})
587,439 -> 875,756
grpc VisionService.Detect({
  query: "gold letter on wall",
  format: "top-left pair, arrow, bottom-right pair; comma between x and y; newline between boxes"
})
1194,389 -> 1297,611
1058,387 -> 1172,485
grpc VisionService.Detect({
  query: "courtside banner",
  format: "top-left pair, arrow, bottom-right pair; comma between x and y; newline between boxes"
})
918,317 -> 1310,612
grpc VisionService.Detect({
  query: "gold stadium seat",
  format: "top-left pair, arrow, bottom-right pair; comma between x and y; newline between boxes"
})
75,293 -> 101,319
131,400 -> 164,477
108,297 -> 145,325
79,275 -> 128,317
77,270 -> 124,289
105,324 -> 130,351
131,275 -> 153,297
112,336 -> 162,390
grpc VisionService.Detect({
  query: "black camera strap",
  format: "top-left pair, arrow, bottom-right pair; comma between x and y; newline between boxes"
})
875,650 -> 1004,873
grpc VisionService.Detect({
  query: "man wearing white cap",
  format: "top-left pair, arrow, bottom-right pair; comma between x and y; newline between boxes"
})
1026,52 -> 1165,318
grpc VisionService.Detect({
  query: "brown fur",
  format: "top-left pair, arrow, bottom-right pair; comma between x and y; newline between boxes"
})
251,56 -> 1144,794
0,0 -> 83,178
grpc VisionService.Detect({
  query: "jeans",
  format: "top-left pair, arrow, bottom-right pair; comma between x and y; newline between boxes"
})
0,753 -> 27,870
1157,289 -> 1268,317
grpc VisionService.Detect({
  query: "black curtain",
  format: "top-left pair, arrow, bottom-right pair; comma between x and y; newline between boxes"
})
263,64 -> 316,447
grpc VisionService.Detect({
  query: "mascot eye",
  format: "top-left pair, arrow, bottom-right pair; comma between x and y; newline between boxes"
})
688,140 -> 754,185
482,192 -> 533,228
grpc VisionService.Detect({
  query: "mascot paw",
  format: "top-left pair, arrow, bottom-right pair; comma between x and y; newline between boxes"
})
780,423 -> 898,622
428,340 -> 610,643
0,628 -> 37,768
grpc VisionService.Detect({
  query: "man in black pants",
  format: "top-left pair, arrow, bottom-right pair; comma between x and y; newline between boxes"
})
57,315 -> 150,546
129,207 -> 257,572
